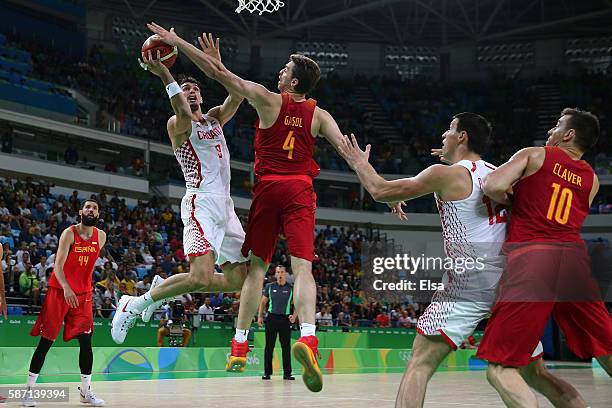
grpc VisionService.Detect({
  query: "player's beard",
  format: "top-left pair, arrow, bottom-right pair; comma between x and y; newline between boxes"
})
82,215 -> 99,227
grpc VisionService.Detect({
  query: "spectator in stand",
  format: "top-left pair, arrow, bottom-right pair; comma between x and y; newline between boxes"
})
397,310 -> 416,328
375,307 -> 391,328
136,276 -> 152,295
198,296 -> 215,322
315,304 -> 333,327
19,262 -> 40,306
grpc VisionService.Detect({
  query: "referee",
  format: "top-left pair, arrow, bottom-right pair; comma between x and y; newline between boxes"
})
258,265 -> 295,380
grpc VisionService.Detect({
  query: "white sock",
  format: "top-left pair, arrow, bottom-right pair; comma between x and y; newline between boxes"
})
80,374 -> 91,393
234,329 -> 249,343
300,323 -> 316,337
27,372 -> 39,388
130,292 -> 154,313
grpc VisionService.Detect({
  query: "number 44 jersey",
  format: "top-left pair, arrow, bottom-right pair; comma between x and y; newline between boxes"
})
47,226 -> 101,295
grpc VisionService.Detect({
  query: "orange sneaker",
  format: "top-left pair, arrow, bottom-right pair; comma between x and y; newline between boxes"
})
292,335 -> 323,392
226,338 -> 251,373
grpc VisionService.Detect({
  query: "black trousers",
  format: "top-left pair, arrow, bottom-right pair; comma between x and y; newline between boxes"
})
264,314 -> 292,376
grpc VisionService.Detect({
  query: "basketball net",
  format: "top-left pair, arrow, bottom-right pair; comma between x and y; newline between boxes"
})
235,0 -> 284,15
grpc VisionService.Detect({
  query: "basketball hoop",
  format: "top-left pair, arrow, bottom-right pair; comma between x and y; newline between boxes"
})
235,0 -> 285,15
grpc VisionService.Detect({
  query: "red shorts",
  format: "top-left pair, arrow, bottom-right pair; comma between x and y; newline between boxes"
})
477,245 -> 612,366
242,175 -> 316,263
477,301 -> 612,366
30,287 -> 94,342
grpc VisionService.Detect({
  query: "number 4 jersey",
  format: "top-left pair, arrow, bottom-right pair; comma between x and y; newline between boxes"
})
48,226 -> 101,294
507,146 -> 594,243
253,93 -> 320,179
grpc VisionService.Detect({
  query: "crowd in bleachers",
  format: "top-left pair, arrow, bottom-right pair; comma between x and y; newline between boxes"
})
0,31 -> 610,215
0,176 -> 423,328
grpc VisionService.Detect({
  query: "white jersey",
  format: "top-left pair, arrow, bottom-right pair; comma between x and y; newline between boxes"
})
174,115 -> 231,195
434,159 -> 507,263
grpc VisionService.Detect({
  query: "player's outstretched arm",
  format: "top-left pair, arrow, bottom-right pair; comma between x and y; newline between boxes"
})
139,50 -> 192,140
195,33 -> 245,126
53,228 -> 78,308
483,147 -> 535,205
316,108 -> 346,151
338,134 -> 447,203
147,23 -> 274,106
208,93 -> 244,127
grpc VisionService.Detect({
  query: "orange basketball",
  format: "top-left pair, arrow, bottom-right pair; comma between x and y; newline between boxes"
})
141,34 -> 177,68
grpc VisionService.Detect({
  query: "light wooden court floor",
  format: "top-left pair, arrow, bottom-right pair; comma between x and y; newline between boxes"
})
1,368 -> 609,407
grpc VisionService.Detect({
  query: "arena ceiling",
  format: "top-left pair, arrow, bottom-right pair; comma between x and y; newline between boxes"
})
89,0 -> 612,45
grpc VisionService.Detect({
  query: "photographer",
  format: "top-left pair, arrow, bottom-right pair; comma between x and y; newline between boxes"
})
157,300 -> 192,347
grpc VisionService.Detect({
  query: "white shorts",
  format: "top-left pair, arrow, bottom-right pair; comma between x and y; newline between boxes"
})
181,193 -> 248,265
417,280 -> 544,359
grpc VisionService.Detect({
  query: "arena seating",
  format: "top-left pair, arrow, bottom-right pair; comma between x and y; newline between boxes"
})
0,176 -> 421,328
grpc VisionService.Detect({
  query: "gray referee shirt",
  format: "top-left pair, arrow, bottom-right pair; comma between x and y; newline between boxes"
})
264,282 -> 293,315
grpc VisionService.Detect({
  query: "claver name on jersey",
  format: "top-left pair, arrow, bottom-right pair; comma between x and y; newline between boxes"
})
197,127 -> 222,140
553,163 -> 582,186
74,246 -> 97,253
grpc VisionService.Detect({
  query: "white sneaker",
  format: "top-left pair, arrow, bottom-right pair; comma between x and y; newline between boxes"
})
141,275 -> 167,323
21,388 -> 36,407
79,387 -> 105,406
111,295 -> 140,344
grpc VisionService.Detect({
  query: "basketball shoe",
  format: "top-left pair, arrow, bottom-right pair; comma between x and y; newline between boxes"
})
141,275 -> 167,322
226,338 -> 251,372
292,335 -> 323,392
21,387 -> 35,407
111,296 -> 140,344
78,387 -> 105,407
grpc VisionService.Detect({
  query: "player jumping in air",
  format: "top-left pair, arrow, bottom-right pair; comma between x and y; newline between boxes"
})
25,199 -> 106,407
147,23 -> 348,392
111,32 -> 248,344
478,108 -> 612,407
339,113 -> 588,408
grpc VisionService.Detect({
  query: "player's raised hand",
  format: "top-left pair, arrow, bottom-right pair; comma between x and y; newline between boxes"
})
431,148 -> 452,165
338,133 -> 370,170
147,23 -> 181,46
63,285 -> 79,308
198,33 -> 221,62
138,49 -> 168,76
388,201 -> 408,221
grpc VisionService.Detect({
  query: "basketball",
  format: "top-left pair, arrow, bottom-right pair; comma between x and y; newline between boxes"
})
141,34 -> 177,68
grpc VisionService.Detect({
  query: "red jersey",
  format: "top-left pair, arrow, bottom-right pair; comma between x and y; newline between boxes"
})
253,93 -> 320,179
507,146 -> 594,243
48,226 -> 101,294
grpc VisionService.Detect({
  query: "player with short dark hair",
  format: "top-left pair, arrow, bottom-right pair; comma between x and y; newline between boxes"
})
111,31 -> 248,345
24,199 -> 106,407
478,108 -> 612,406
147,23 -> 348,393
339,113 -> 587,408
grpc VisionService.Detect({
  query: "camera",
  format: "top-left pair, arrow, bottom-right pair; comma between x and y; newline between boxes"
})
171,300 -> 185,320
